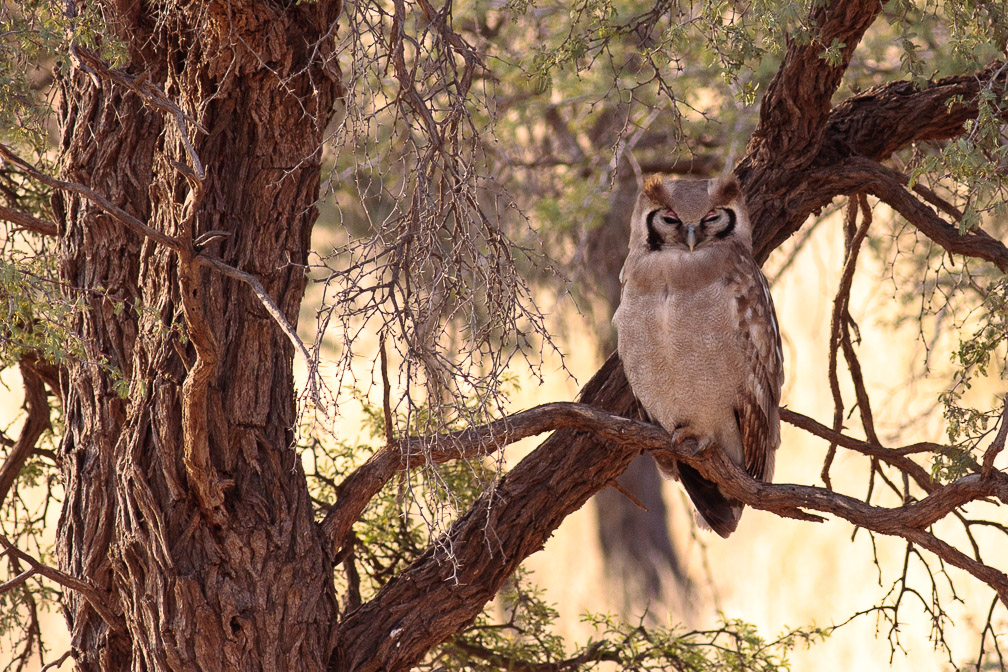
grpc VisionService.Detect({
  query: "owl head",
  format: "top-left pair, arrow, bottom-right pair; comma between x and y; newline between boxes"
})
628,174 -> 751,254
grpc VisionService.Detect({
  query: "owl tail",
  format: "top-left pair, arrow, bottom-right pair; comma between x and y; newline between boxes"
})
677,462 -> 743,538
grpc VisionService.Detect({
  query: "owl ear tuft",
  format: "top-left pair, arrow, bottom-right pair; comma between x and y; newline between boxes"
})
643,174 -> 668,204
710,174 -> 740,204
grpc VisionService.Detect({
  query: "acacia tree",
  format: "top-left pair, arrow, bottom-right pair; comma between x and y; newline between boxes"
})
1,0 -> 1007,671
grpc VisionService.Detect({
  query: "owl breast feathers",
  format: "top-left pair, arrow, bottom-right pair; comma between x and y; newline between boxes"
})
612,173 -> 784,538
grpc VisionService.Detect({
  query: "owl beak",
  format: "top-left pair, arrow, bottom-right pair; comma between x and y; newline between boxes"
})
686,226 -> 697,251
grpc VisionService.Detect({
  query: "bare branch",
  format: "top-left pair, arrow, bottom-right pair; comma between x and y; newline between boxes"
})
0,534 -> 122,633
70,45 -> 207,179
792,158 -> 1008,271
0,567 -> 37,593
857,160 -> 1008,271
40,651 -> 73,672
320,400 -> 658,553
688,453 -> 1008,603
983,400 -> 1008,477
782,408 -> 939,493
0,204 -> 58,237
0,357 -> 53,507
0,142 -> 185,253
824,195 -> 872,487
1,139 -> 325,421
331,356 -> 1008,671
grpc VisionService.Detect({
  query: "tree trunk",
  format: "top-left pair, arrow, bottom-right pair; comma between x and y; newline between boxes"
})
52,3 -> 342,670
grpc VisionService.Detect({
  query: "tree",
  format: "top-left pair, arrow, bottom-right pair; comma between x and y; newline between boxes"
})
1,0 -> 1006,671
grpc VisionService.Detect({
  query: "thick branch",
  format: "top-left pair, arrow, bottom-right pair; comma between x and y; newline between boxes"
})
693,451 -> 1008,605
821,61 -> 1008,163
331,355 -> 1008,671
743,58 -> 1008,261
745,0 -> 883,166
332,355 -> 641,671
320,400 -> 662,554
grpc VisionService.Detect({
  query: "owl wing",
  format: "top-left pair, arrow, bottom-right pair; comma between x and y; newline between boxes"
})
730,251 -> 784,483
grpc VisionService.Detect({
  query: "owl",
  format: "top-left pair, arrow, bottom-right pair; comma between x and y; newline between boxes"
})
612,174 -> 784,538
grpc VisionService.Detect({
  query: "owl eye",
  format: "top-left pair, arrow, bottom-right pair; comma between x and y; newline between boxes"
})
701,209 -> 721,224
660,211 -> 681,225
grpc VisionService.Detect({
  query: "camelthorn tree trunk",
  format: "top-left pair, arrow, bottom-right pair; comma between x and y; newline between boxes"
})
53,3 -> 342,669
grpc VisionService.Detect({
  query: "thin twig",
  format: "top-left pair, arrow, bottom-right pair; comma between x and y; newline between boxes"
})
0,534 -> 123,633
40,650 -> 73,672
608,480 -> 649,512
195,253 -> 324,410
380,333 -> 394,445
0,142 -> 184,253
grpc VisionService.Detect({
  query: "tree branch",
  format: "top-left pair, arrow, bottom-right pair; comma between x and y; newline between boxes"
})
778,157 -> 1008,271
782,408 -> 943,494
0,357 -> 53,507
0,142 -> 185,253
0,204 -> 58,237
325,11 -> 1008,672
744,0 -> 883,167
0,534 -> 123,633
742,58 -> 1008,262
319,399 -> 661,554
330,355 -> 1008,671
983,400 -> 1008,477
821,60 -> 1008,163
195,253 -> 324,409
837,158 -> 1008,272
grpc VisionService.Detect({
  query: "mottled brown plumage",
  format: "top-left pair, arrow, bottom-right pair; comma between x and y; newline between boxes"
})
612,174 -> 784,537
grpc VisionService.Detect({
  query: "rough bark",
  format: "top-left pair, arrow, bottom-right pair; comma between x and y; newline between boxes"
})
738,0 -> 884,261
52,2 -> 342,670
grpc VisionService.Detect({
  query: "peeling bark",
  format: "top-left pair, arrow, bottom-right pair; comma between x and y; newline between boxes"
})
53,2 -> 342,670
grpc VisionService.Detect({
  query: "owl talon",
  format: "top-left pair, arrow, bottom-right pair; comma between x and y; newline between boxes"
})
672,430 -> 712,456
